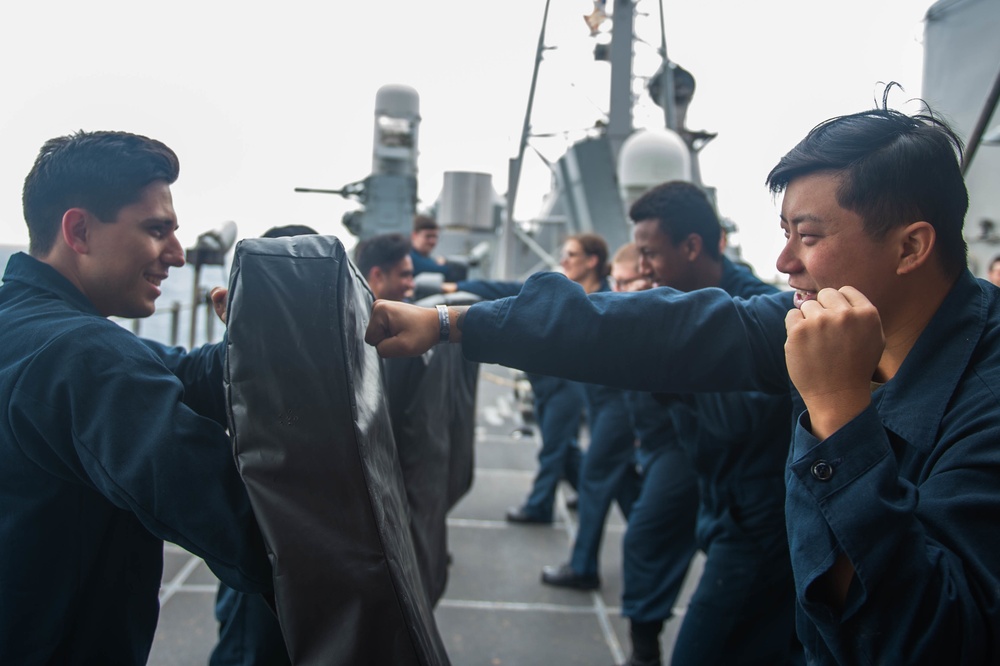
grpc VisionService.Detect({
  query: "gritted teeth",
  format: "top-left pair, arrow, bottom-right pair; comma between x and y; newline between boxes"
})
792,289 -> 817,310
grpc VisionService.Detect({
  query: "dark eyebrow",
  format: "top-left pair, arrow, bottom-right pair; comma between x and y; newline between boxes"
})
780,214 -> 825,226
790,214 -> 825,226
145,217 -> 178,229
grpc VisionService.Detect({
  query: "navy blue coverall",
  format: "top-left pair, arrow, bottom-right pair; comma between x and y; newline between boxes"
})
411,249 -> 449,277
0,253 -> 272,665
521,373 -> 585,521
464,279 -> 640,578
457,278 -> 585,522
211,585 -> 290,665
620,258 -> 799,664
620,390 -> 698,625
569,281 -> 641,578
459,268 -> 1000,665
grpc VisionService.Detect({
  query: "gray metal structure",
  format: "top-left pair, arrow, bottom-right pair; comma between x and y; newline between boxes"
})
296,84 -> 421,242
492,0 -> 709,281
300,2 -> 717,283
922,0 -> 1000,276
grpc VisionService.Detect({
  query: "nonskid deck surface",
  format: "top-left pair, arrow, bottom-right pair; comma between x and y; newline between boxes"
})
149,365 -> 703,665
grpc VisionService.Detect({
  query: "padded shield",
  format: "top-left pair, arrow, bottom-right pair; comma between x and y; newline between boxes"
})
224,235 -> 449,666
384,343 -> 479,606
444,343 -> 479,510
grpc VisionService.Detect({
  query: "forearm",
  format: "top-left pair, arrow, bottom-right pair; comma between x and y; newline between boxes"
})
142,337 -> 228,425
447,305 -> 466,344
454,279 -> 524,301
461,272 -> 790,393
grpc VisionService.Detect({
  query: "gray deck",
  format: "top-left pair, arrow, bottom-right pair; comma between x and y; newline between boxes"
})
149,365 -> 704,665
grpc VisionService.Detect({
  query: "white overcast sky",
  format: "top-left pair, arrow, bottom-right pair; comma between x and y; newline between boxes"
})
0,1 -> 933,281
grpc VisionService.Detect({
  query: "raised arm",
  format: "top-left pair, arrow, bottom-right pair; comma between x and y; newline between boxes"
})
781,280 -> 1000,662
366,272 -> 792,395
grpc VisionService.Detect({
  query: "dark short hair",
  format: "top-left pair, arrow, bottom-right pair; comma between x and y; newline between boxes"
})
355,232 -> 411,277
413,214 -> 439,233
22,130 -> 180,256
766,87 -> 969,276
990,255 -> 1000,270
261,224 -> 318,239
628,181 -> 721,260
568,232 -> 611,279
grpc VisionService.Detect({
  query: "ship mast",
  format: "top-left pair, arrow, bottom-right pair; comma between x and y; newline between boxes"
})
605,0 -> 637,162
495,0 -> 553,280
496,0 -> 642,279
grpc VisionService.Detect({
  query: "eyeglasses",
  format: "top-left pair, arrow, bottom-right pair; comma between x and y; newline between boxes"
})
560,250 -> 584,260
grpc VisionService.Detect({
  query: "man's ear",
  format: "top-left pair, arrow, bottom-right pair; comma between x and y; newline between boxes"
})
896,221 -> 935,275
61,209 -> 90,255
682,233 -> 703,261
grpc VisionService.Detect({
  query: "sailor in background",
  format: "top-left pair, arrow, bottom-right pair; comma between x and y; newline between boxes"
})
502,236 -> 597,525
356,232 -> 416,302
426,247 -> 591,528
608,242 -> 653,294
410,214 -> 449,277
617,182 -> 798,666
359,232 -> 465,606
540,236 -> 642,591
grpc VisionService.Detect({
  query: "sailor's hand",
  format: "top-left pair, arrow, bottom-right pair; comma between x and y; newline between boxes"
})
784,286 -> 883,440
210,287 -> 228,325
365,300 -> 441,357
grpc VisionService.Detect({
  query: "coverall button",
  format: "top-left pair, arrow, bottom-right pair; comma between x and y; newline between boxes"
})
811,460 -> 834,481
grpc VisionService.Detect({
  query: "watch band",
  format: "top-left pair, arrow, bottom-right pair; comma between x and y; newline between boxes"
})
436,304 -> 450,343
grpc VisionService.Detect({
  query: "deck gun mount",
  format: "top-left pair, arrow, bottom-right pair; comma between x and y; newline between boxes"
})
296,84 -> 503,280
296,84 -> 421,241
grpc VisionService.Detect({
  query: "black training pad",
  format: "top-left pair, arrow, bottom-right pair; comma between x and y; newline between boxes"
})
409,293 -> 483,514
225,235 -> 449,666
384,342 -> 479,606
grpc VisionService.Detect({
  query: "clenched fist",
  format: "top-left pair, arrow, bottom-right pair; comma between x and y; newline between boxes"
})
784,286 -> 884,440
365,300 -> 466,358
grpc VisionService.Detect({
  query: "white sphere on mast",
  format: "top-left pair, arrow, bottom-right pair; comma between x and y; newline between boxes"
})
617,128 -> 691,208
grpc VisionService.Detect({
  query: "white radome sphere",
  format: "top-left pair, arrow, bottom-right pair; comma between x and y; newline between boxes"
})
618,129 -> 691,207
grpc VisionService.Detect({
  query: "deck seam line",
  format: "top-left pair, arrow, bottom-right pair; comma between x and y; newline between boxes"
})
555,491 -> 625,662
159,554 -> 202,605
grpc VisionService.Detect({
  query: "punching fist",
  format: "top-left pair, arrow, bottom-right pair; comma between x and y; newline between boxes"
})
784,286 -> 884,440
365,300 -> 466,358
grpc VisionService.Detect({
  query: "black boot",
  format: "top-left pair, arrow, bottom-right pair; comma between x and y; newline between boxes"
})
618,620 -> 662,666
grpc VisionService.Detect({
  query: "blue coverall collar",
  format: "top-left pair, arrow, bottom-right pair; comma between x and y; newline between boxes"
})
872,270 -> 984,448
3,252 -> 102,317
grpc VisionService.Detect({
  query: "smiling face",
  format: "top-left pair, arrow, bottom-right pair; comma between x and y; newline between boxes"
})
370,254 -> 415,302
775,171 -> 901,313
633,219 -> 699,291
78,180 -> 185,318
